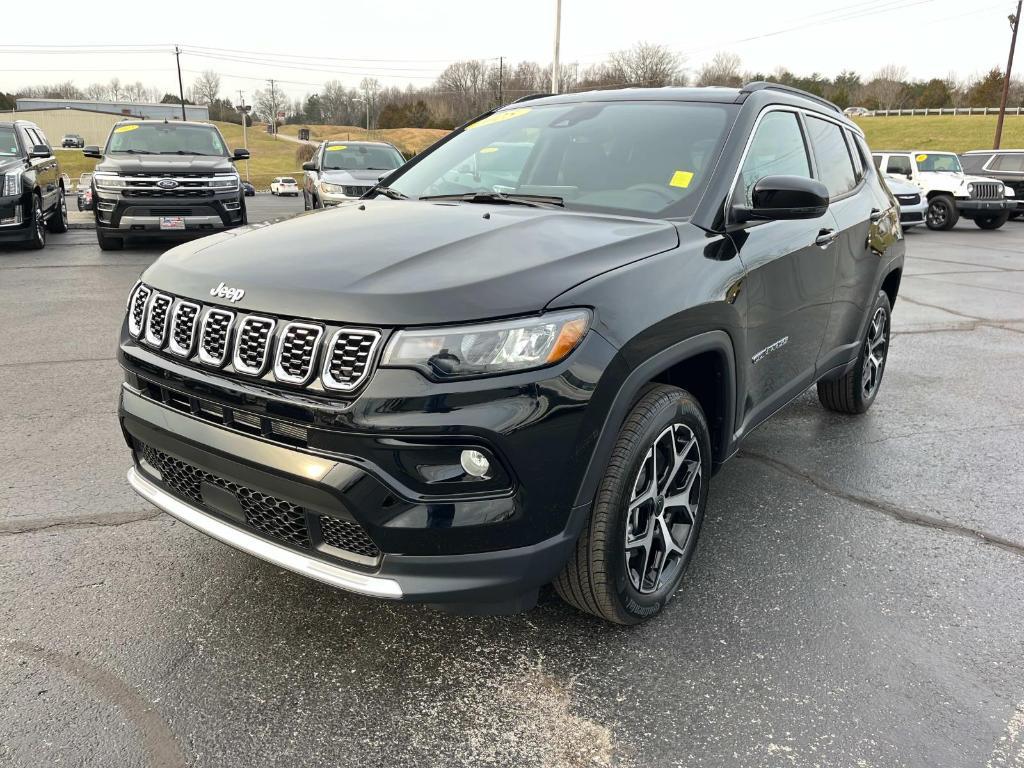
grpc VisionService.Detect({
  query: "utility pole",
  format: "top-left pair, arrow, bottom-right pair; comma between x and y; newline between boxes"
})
995,0 -> 1022,149
498,56 -> 504,106
237,90 -> 250,182
353,97 -> 369,135
551,0 -> 562,94
174,45 -> 186,121
267,79 -> 278,137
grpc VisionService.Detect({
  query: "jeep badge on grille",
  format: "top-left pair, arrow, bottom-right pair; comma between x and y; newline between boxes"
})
210,282 -> 245,303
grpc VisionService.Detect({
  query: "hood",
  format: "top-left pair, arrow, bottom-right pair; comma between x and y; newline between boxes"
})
320,168 -> 391,185
96,153 -> 235,175
0,156 -> 24,174
883,175 -> 918,195
142,200 -> 679,326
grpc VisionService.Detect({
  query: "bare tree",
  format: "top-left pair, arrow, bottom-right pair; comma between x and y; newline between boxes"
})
863,64 -> 908,110
84,82 -> 109,101
191,70 -> 221,106
108,77 -> 122,101
696,52 -> 743,87
606,42 -> 684,87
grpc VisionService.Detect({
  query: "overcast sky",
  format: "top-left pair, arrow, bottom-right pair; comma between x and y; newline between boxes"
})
3,0 -> 1019,104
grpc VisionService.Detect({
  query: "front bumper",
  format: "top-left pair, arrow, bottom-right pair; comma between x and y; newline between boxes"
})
899,199 -> 928,226
94,188 -> 244,235
955,198 -> 1011,214
0,194 -> 30,242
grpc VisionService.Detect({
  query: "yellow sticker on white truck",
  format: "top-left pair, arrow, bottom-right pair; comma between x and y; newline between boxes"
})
916,154 -> 928,162
669,170 -> 695,188
326,145 -> 347,151
480,146 -> 499,154
467,108 -> 531,130
113,125 -> 139,133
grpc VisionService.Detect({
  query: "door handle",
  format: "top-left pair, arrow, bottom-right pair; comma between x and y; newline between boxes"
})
870,208 -> 885,222
815,228 -> 839,247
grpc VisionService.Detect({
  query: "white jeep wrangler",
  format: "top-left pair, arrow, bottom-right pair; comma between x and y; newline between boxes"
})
871,150 -> 1013,230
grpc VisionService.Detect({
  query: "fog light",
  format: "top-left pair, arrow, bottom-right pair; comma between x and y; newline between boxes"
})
460,449 -> 491,478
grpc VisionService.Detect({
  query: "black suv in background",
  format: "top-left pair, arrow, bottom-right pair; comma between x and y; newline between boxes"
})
961,149 -> 1024,219
0,120 -> 68,249
85,120 -> 250,250
119,84 -> 904,624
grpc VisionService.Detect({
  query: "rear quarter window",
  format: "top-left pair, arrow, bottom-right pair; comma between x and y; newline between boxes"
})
805,116 -> 857,197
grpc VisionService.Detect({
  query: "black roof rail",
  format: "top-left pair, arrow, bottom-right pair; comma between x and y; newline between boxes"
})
740,81 -> 842,114
511,92 -> 553,104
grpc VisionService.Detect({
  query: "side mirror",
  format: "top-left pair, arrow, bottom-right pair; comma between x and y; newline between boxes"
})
734,175 -> 829,222
29,144 -> 51,159
231,148 -> 250,161
301,161 -> 316,171
83,146 -> 102,158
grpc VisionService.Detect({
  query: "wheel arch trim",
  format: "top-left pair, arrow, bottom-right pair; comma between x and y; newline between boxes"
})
572,330 -> 737,509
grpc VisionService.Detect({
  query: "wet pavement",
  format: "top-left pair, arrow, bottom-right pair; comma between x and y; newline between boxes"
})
1,221 -> 1022,767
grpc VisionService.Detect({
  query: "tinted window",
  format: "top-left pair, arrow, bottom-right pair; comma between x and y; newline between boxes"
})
389,101 -> 737,219
846,130 -> 865,179
736,110 -> 811,207
0,126 -> 18,156
872,154 -> 883,169
990,153 -> 1024,172
106,123 -> 227,156
886,155 -> 912,175
806,116 -> 857,196
32,127 -> 50,148
322,144 -> 403,171
961,153 -> 993,173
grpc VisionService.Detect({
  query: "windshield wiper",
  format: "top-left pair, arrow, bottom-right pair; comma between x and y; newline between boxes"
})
117,149 -> 154,154
157,150 -> 219,156
418,191 -> 564,208
366,185 -> 409,200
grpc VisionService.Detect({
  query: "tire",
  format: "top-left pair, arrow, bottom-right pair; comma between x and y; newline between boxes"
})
1009,210 -> 1024,221
303,192 -> 311,211
554,384 -> 711,625
313,194 -> 322,209
925,195 -> 959,231
27,195 -> 46,250
974,210 -> 1009,229
96,231 -> 123,251
239,200 -> 248,226
817,290 -> 892,415
47,188 -> 69,233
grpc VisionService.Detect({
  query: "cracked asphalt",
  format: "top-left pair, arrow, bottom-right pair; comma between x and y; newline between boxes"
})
2,218 -> 1023,767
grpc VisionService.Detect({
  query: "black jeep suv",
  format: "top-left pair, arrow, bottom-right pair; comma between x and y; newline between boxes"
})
119,83 -> 904,624
0,120 -> 69,249
961,149 -> 1024,219
85,120 -> 250,251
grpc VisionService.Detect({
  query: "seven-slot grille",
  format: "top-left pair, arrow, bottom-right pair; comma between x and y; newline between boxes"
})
128,284 -> 382,393
233,316 -> 277,375
199,309 -> 234,366
971,182 -> 1003,200
274,322 -> 324,384
168,300 -> 201,357
143,293 -> 173,347
322,329 -> 382,391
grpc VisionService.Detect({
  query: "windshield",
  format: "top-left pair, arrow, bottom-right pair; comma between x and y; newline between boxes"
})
323,144 -> 403,171
280,177 -> 296,184
105,123 -> 228,156
388,101 -> 736,218
0,127 -> 18,156
916,153 -> 962,173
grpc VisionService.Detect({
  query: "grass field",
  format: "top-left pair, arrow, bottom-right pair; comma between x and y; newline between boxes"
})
854,115 -> 1024,152
53,121 -> 449,190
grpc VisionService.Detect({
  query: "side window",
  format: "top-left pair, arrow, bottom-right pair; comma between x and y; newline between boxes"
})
990,153 -> 1024,172
736,110 -> 811,206
33,128 -> 51,149
806,116 -> 857,197
961,153 -> 992,173
846,130 -> 865,180
886,155 -> 912,175
871,154 -> 883,170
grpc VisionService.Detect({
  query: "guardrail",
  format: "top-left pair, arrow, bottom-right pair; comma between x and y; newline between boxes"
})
868,107 -> 1024,117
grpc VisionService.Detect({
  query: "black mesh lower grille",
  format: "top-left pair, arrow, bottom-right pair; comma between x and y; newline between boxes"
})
140,444 -> 379,559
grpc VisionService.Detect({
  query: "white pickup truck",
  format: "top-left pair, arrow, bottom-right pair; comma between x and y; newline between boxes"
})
871,150 -> 1013,230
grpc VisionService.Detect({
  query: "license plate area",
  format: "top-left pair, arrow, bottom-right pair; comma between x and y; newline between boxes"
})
160,216 -> 186,230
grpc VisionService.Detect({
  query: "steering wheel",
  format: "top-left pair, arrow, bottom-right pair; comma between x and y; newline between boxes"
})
624,183 -> 679,203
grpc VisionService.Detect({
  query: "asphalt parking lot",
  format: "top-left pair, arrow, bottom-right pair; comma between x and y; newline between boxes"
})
1,220 -> 1023,767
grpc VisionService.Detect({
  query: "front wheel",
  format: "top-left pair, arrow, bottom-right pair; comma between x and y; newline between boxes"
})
554,384 -> 710,624
975,210 -> 1009,229
817,290 -> 892,414
27,196 -> 46,250
926,195 -> 959,231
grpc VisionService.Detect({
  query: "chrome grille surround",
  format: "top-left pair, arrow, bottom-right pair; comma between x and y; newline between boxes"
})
971,181 -> 1003,200
198,308 -> 235,367
321,328 -> 382,392
273,322 -> 325,385
127,283 -> 152,338
143,292 -> 173,348
232,315 -> 277,376
167,300 -> 202,358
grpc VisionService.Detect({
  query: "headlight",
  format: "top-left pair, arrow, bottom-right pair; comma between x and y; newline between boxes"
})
3,171 -> 23,196
319,181 -> 345,195
94,173 -> 126,190
209,175 -> 239,189
967,183 -> 975,196
382,309 -> 591,379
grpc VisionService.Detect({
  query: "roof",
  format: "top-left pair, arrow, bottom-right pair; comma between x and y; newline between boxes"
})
323,139 -> 395,147
963,148 -> 1024,154
874,149 -> 959,154
113,119 -> 216,128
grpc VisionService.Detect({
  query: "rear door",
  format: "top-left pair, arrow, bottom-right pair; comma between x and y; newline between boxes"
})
25,127 -> 60,211
730,108 -> 839,436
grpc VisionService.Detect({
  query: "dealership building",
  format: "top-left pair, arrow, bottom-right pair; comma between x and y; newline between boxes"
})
10,98 -> 210,147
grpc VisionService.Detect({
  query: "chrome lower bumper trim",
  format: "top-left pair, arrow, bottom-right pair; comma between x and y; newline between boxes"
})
118,215 -> 225,230
127,467 -> 403,598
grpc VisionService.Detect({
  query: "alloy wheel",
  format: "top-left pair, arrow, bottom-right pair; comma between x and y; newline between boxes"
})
862,306 -> 888,397
926,201 -> 947,228
34,200 -> 45,245
624,423 -> 702,594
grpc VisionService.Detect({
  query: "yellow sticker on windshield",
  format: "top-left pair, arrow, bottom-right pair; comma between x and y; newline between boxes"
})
326,145 -> 347,151
114,125 -> 139,133
480,146 -> 499,153
669,170 -> 695,188
467,108 -> 531,130
916,154 -> 928,162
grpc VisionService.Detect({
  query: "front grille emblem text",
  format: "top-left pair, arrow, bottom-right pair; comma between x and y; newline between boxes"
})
156,178 -> 179,190
210,282 -> 245,303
